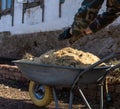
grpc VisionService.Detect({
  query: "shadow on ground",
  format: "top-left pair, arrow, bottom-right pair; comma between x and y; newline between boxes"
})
0,97 -> 48,109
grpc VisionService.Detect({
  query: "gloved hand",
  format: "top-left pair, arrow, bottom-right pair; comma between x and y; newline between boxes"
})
69,32 -> 84,44
58,28 -> 72,41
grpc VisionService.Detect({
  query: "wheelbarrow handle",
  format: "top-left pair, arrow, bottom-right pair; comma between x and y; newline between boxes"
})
114,51 -> 120,56
100,62 -> 120,82
71,52 -> 120,89
108,63 -> 120,71
106,51 -> 120,72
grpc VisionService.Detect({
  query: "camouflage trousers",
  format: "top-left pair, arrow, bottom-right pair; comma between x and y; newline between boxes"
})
71,0 -> 120,42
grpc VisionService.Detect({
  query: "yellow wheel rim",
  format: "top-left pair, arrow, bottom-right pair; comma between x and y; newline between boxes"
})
29,81 -> 53,107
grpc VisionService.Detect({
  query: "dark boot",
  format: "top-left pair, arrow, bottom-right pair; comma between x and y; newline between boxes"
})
58,28 -> 72,41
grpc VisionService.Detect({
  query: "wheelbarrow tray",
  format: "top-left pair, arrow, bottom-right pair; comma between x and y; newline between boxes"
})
14,59 -> 110,86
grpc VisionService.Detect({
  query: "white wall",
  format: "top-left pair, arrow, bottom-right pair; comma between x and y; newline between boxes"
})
0,0 -> 119,35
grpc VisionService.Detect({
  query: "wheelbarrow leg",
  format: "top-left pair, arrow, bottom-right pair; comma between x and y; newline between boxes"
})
69,90 -> 73,109
52,87 -> 59,109
100,83 -> 104,109
78,86 -> 92,109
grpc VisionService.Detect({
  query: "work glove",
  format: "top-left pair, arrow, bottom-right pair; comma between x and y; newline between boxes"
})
69,32 -> 84,44
58,27 -> 86,45
58,28 -> 72,41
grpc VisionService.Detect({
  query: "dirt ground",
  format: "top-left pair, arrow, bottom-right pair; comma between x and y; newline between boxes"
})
0,79 -> 120,109
0,79 -> 88,109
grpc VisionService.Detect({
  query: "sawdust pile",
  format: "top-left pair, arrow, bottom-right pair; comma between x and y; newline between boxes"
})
24,47 -> 102,68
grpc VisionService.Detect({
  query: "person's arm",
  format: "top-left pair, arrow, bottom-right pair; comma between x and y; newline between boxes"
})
89,8 -> 119,33
58,0 -> 104,42
67,0 -> 104,44
72,0 -> 104,36
70,0 -> 120,44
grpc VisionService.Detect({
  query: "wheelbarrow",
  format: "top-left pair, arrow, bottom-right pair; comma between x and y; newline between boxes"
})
13,52 -> 120,109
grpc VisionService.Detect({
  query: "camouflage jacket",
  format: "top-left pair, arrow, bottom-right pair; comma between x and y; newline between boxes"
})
72,0 -> 120,36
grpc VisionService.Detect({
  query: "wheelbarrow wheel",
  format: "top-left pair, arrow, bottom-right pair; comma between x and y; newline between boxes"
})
29,81 -> 53,107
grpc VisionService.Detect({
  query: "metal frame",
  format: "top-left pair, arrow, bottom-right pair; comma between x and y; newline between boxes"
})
14,52 -> 120,109
59,0 -> 65,17
22,0 -> 44,23
51,52 -> 120,109
52,84 -> 105,109
0,0 -> 14,26
0,1 -> 1,19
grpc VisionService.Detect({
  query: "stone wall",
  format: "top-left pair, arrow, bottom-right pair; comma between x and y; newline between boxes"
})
72,24 -> 120,58
0,30 -> 68,59
0,24 -> 120,60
